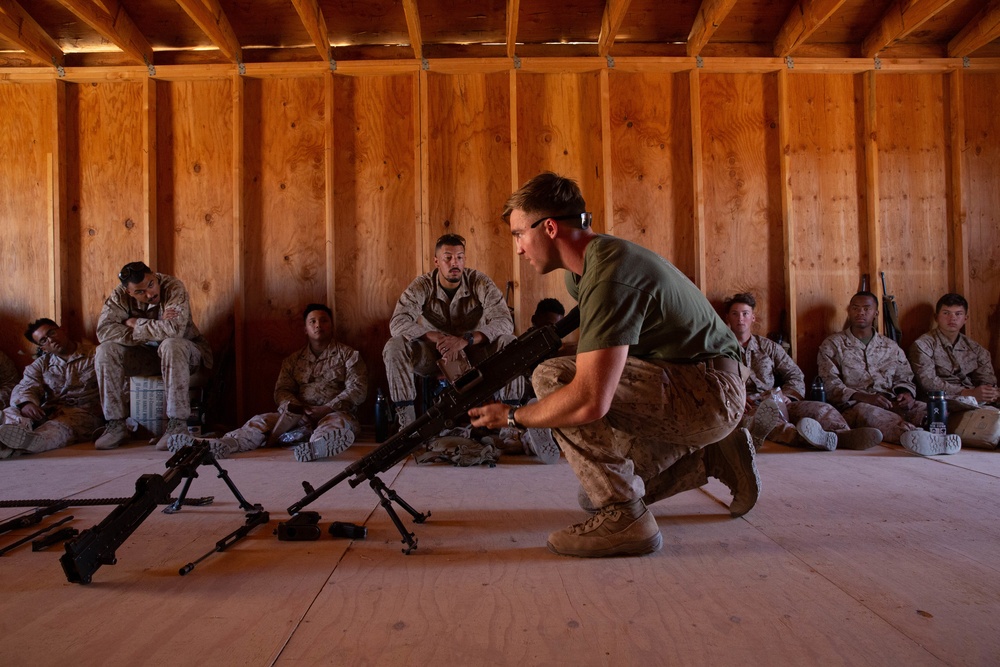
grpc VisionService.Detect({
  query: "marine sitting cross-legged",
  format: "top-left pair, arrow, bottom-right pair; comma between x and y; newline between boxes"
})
168,303 -> 367,462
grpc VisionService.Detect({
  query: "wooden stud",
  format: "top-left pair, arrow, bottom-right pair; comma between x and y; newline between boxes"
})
776,69 -> 797,358
231,71 -> 245,418
325,72 -> 336,322
599,68 -> 614,234
142,76 -> 156,265
948,70 -> 969,303
862,70 -> 881,285
689,69 -> 706,292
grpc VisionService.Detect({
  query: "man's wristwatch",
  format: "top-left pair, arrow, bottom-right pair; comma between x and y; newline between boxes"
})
507,407 -> 520,429
463,332 -> 475,347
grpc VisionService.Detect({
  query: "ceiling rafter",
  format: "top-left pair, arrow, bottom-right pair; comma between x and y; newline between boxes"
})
687,0 -> 738,57
506,0 -> 520,58
862,0 -> 958,58
289,0 -> 331,62
597,0 -> 632,57
55,0 -> 153,66
773,0 -> 848,57
174,0 -> 243,64
0,0 -> 65,67
401,0 -> 422,60
948,0 -> 1000,57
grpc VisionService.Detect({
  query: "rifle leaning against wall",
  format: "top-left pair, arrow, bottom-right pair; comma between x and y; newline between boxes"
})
287,308 -> 581,554
880,272 -> 902,344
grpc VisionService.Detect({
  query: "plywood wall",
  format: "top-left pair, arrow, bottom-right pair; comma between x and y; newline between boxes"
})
0,61 -> 997,425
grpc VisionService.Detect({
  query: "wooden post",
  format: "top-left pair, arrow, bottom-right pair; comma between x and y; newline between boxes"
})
142,76 -> 157,265
862,70 -> 881,287
689,69 -> 707,292
777,69 -> 798,358
948,70 -> 969,306
231,70 -> 245,418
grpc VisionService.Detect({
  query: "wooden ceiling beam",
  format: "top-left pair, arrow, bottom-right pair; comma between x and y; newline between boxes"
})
773,0 -> 848,57
289,0 -> 331,62
0,0 -> 65,67
862,0 -> 958,58
948,0 -> 1000,57
687,0 -> 738,57
597,0 -> 632,57
506,0 -> 519,58
174,0 -> 243,64
55,0 -> 153,66
401,0 -> 422,60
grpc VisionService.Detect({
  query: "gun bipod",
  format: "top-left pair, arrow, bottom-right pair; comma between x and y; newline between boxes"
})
368,475 -> 429,554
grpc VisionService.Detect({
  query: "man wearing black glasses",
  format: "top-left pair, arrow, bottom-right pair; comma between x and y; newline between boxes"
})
470,172 -> 758,558
1,319 -> 102,458
93,261 -> 212,450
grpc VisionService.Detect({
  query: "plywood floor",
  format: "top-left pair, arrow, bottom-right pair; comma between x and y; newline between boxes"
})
1,433 -> 998,666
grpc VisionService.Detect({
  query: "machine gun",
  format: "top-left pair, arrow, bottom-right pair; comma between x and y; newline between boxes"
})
288,308 -> 580,553
61,441 -> 261,584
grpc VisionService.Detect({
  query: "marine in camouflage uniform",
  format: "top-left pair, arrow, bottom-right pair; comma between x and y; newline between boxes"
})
170,304 -> 367,462
471,174 -> 760,558
724,292 -> 881,451
817,292 -> 926,445
0,350 -> 18,408
94,262 -> 213,450
383,234 -> 521,427
1,320 -> 103,457
909,293 -> 999,449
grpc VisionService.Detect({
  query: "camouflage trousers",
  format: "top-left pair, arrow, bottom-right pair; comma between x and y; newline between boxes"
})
383,334 -> 525,424
96,340 -> 204,421
841,400 -> 927,444
222,409 -> 360,453
742,399 -> 850,446
533,356 -> 745,507
3,405 -> 104,453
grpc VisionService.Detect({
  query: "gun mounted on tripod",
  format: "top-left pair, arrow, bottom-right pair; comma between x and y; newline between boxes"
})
287,308 -> 580,553
61,441 -> 261,584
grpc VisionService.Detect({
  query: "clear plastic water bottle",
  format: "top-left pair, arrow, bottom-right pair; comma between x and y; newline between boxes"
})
809,377 -> 826,403
927,390 -> 948,437
374,389 -> 388,443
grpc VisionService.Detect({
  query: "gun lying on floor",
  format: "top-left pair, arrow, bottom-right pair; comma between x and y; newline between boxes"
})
288,307 -> 580,553
61,441 -> 261,584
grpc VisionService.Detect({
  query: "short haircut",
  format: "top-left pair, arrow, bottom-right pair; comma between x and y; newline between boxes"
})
118,261 -> 152,286
303,303 -> 332,321
533,298 -> 565,319
723,292 -> 756,313
502,172 -> 587,222
935,293 -> 968,313
25,318 -> 58,344
852,291 -> 879,306
435,234 -> 466,251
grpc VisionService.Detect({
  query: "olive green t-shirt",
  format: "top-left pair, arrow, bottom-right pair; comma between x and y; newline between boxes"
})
565,235 -> 740,362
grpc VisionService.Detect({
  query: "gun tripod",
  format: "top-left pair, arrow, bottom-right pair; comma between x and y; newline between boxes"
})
297,473 -> 430,554
62,442 -> 263,584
